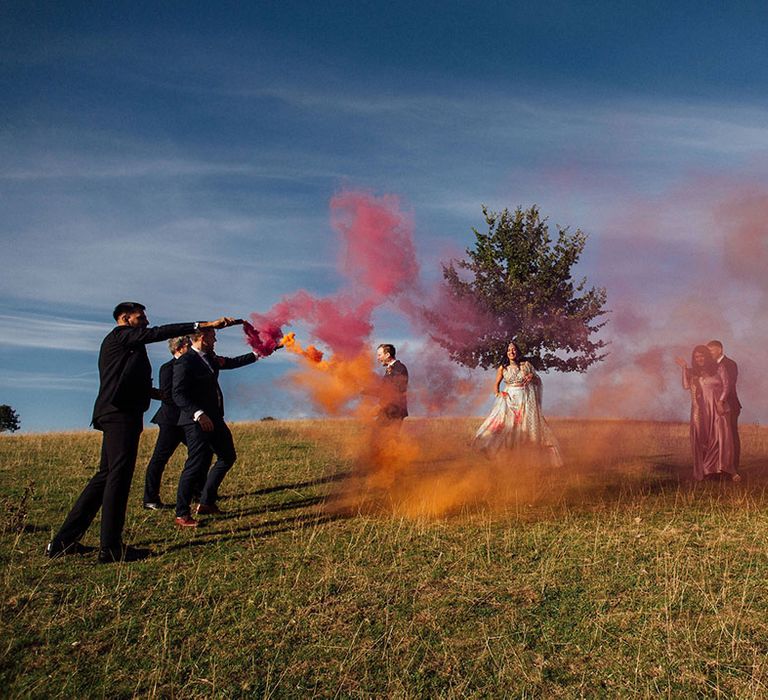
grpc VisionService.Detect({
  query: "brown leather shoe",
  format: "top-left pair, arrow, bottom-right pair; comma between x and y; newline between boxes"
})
196,503 -> 223,516
175,515 -> 198,528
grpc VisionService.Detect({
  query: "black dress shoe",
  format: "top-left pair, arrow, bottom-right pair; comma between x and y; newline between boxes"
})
143,501 -> 172,510
97,544 -> 152,564
196,503 -> 223,516
45,540 -> 95,558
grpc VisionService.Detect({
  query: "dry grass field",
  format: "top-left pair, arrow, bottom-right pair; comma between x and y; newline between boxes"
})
2,418 -> 768,698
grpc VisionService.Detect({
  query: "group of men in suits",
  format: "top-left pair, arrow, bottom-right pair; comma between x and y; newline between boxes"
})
46,301 -> 410,564
46,302 -> 261,563
141,326 -> 258,527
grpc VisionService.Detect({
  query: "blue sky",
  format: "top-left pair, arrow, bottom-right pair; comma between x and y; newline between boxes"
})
2,2 -> 768,431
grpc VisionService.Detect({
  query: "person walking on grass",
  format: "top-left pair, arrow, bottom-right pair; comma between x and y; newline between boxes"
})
172,327 -> 264,527
46,303 -> 238,563
142,335 -> 191,511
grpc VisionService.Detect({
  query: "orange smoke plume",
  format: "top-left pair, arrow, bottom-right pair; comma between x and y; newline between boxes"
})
281,332 -> 378,416
280,332 -> 329,368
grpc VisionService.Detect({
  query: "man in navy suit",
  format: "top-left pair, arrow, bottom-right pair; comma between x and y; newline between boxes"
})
142,335 -> 191,510
708,340 -> 742,471
172,327 -> 260,526
47,302 -> 237,563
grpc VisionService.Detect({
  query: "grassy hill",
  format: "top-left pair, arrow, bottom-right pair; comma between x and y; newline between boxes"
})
2,418 -> 768,697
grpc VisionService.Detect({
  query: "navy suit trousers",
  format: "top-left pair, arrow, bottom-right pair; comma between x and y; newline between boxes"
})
143,424 -> 187,503
176,420 -> 237,517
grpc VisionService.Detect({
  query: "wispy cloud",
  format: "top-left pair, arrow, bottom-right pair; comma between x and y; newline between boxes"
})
0,314 -> 109,351
0,369 -> 96,391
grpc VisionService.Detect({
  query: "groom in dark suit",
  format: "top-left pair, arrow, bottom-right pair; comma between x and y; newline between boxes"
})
376,343 -> 408,425
47,302 -> 238,563
708,340 -> 742,469
172,327 -> 260,526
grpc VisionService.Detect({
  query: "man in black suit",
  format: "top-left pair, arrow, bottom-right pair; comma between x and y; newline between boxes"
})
172,327 -> 259,527
142,335 -> 191,510
708,340 -> 742,470
375,343 -> 408,425
46,302 -> 237,563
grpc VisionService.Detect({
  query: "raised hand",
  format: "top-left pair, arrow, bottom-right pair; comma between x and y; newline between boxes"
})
674,356 -> 688,369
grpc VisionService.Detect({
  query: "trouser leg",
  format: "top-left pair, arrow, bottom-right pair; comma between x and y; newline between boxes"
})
55,416 -> 142,549
731,408 -> 741,470
143,426 -> 184,503
176,423 -> 213,517
99,417 -> 143,549
200,421 -> 237,506
54,433 -> 111,545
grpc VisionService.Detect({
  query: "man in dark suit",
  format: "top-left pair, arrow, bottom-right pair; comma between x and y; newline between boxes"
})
708,340 -> 742,470
172,327 -> 259,527
142,335 -> 191,510
376,343 -> 408,425
46,302 -> 237,563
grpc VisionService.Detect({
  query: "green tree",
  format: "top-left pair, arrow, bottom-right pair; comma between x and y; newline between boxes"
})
0,405 -> 21,433
440,205 -> 608,372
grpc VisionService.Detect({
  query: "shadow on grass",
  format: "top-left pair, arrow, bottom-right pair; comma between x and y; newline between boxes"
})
218,471 -> 352,500
154,511 -> 350,554
220,495 -> 326,518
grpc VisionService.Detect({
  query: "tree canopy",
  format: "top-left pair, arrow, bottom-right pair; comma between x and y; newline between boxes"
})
439,205 -> 608,372
0,405 -> 21,433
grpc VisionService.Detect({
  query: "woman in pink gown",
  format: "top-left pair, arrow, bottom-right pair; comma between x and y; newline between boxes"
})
473,342 -> 562,466
676,345 -> 737,481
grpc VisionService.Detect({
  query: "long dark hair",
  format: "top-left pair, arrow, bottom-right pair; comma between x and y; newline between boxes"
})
690,344 -> 717,377
501,341 -> 525,368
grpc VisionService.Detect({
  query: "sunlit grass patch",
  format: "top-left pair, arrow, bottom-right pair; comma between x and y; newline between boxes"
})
1,418 -> 767,697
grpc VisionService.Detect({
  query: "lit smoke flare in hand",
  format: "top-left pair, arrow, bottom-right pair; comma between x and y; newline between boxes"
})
242,320 -> 283,357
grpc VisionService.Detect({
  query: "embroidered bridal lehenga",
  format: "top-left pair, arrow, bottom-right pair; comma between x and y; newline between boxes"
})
473,360 -> 563,467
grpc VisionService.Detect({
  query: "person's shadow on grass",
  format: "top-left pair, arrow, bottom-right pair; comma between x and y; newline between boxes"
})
152,511 -> 349,554
218,471 -> 351,501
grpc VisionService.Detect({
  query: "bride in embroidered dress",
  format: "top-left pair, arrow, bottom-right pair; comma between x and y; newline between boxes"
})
473,341 -> 563,466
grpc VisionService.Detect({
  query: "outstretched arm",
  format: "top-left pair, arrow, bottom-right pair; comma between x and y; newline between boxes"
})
118,317 -> 241,349
216,353 -> 258,370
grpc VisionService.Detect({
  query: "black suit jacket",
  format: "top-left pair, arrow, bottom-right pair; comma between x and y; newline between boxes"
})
173,349 -> 256,425
379,360 -> 409,419
150,358 -> 182,426
92,322 -> 196,427
720,356 -> 741,411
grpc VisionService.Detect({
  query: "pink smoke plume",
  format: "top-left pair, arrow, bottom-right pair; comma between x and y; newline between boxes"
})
242,320 -> 283,357
243,188 -> 492,416
332,190 -> 420,299
244,191 -> 423,362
